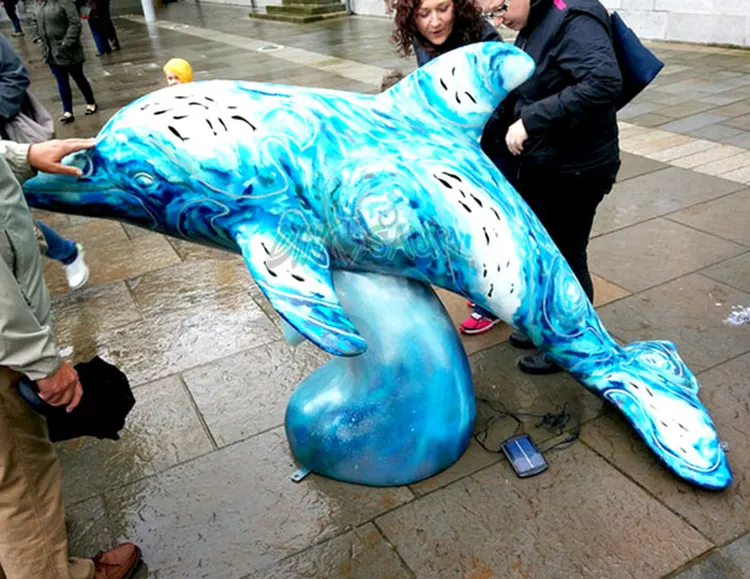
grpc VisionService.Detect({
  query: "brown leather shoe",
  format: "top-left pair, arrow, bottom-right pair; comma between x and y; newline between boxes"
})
93,543 -> 142,579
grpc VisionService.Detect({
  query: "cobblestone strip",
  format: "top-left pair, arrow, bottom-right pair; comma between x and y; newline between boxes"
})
619,121 -> 750,185
120,15 -> 390,86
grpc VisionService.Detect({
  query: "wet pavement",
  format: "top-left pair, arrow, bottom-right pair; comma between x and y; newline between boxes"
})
4,4 -> 750,578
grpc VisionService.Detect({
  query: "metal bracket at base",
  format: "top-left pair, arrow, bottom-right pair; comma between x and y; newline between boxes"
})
291,467 -> 311,483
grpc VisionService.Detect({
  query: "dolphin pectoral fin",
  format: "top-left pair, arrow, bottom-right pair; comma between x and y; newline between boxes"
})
233,225 -> 367,357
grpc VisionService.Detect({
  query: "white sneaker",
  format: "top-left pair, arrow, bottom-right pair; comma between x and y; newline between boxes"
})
64,244 -> 90,290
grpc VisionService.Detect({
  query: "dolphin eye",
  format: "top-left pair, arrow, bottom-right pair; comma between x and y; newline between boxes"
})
134,172 -> 155,188
80,155 -> 95,179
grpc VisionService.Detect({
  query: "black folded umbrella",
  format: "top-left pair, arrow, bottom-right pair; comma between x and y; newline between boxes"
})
16,356 -> 136,442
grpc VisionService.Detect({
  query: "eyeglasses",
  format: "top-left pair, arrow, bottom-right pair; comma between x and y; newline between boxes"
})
484,0 -> 509,18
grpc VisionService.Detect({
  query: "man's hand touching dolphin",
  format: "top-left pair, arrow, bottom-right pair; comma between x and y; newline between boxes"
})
28,138 -> 96,177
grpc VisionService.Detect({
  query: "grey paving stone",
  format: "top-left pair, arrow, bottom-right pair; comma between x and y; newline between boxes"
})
589,218 -> 745,292
627,112 -> 675,127
650,91 -> 701,106
50,281 -> 143,358
376,443 -> 712,579
702,251 -> 750,294
617,152 -> 668,182
596,274 -> 750,373
618,102 -> 665,120
724,132 -> 750,149
244,523 -> 412,579
105,427 -> 415,579
58,375 -> 214,504
724,114 -> 750,131
669,189 -> 750,246
583,353 -> 750,546
43,234 -> 182,296
685,124 -> 745,142
408,439 -> 501,498
657,101 -> 719,119
711,100 -> 750,118
66,496 -> 115,558
593,168 -> 744,236
660,114 -> 729,135
182,340 -> 329,447
671,533 -> 750,579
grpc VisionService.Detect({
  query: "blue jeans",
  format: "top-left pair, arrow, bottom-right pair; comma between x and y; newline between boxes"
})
49,63 -> 96,114
37,221 -> 78,265
88,21 -> 111,55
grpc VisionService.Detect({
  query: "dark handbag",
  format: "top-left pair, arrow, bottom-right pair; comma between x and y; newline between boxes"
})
16,356 -> 136,442
609,11 -> 664,110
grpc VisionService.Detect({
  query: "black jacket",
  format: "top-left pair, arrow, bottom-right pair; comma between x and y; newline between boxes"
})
488,0 -> 621,174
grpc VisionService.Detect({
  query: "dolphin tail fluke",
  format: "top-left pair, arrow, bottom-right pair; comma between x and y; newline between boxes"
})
234,224 -> 367,357
584,340 -> 731,490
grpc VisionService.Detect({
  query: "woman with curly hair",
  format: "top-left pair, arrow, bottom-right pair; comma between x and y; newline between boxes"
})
391,0 -> 501,65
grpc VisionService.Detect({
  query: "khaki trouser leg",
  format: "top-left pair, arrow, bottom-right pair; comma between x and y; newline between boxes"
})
0,367 -> 94,579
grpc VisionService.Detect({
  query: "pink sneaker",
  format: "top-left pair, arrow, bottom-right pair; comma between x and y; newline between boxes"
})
460,312 -> 501,335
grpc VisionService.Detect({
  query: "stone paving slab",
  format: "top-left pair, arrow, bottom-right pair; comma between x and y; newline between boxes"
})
376,443 -> 713,579
182,340 -> 329,447
669,188 -> 750,246
702,251 -> 750,294
105,427 -> 415,579
58,375 -> 214,504
597,274 -> 750,374
592,167 -> 744,237
244,523 -> 412,579
589,217 -> 746,292
670,533 -> 750,579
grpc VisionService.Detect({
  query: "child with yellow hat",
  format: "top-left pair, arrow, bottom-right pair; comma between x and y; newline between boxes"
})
163,58 -> 193,87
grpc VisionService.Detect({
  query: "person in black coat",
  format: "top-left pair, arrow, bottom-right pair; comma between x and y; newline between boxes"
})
392,0 -> 621,374
478,0 -> 622,373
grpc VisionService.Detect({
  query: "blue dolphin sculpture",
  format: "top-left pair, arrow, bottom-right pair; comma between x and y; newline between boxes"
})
23,42 -> 731,490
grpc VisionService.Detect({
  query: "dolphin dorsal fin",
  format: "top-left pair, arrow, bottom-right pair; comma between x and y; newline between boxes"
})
379,42 -> 535,142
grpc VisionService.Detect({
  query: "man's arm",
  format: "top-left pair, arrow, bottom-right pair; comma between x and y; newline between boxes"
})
1,138 -> 97,184
0,140 -> 33,182
0,243 -> 61,380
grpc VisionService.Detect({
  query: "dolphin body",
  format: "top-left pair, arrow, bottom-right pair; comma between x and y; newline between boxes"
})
23,42 -> 731,489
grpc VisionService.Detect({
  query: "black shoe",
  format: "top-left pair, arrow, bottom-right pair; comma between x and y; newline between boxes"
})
509,331 -> 535,350
59,112 -> 74,124
111,43 -> 121,51
85,104 -> 99,115
518,352 -> 562,375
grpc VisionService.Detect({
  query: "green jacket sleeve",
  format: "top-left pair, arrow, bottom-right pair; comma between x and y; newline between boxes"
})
0,141 -> 60,381
0,257 -> 61,380
0,140 -> 33,183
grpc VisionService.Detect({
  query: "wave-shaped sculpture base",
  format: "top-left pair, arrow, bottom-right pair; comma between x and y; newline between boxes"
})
285,271 -> 475,486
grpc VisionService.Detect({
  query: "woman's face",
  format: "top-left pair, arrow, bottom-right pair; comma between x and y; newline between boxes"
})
414,0 -> 455,46
497,0 -> 530,31
165,71 -> 182,87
